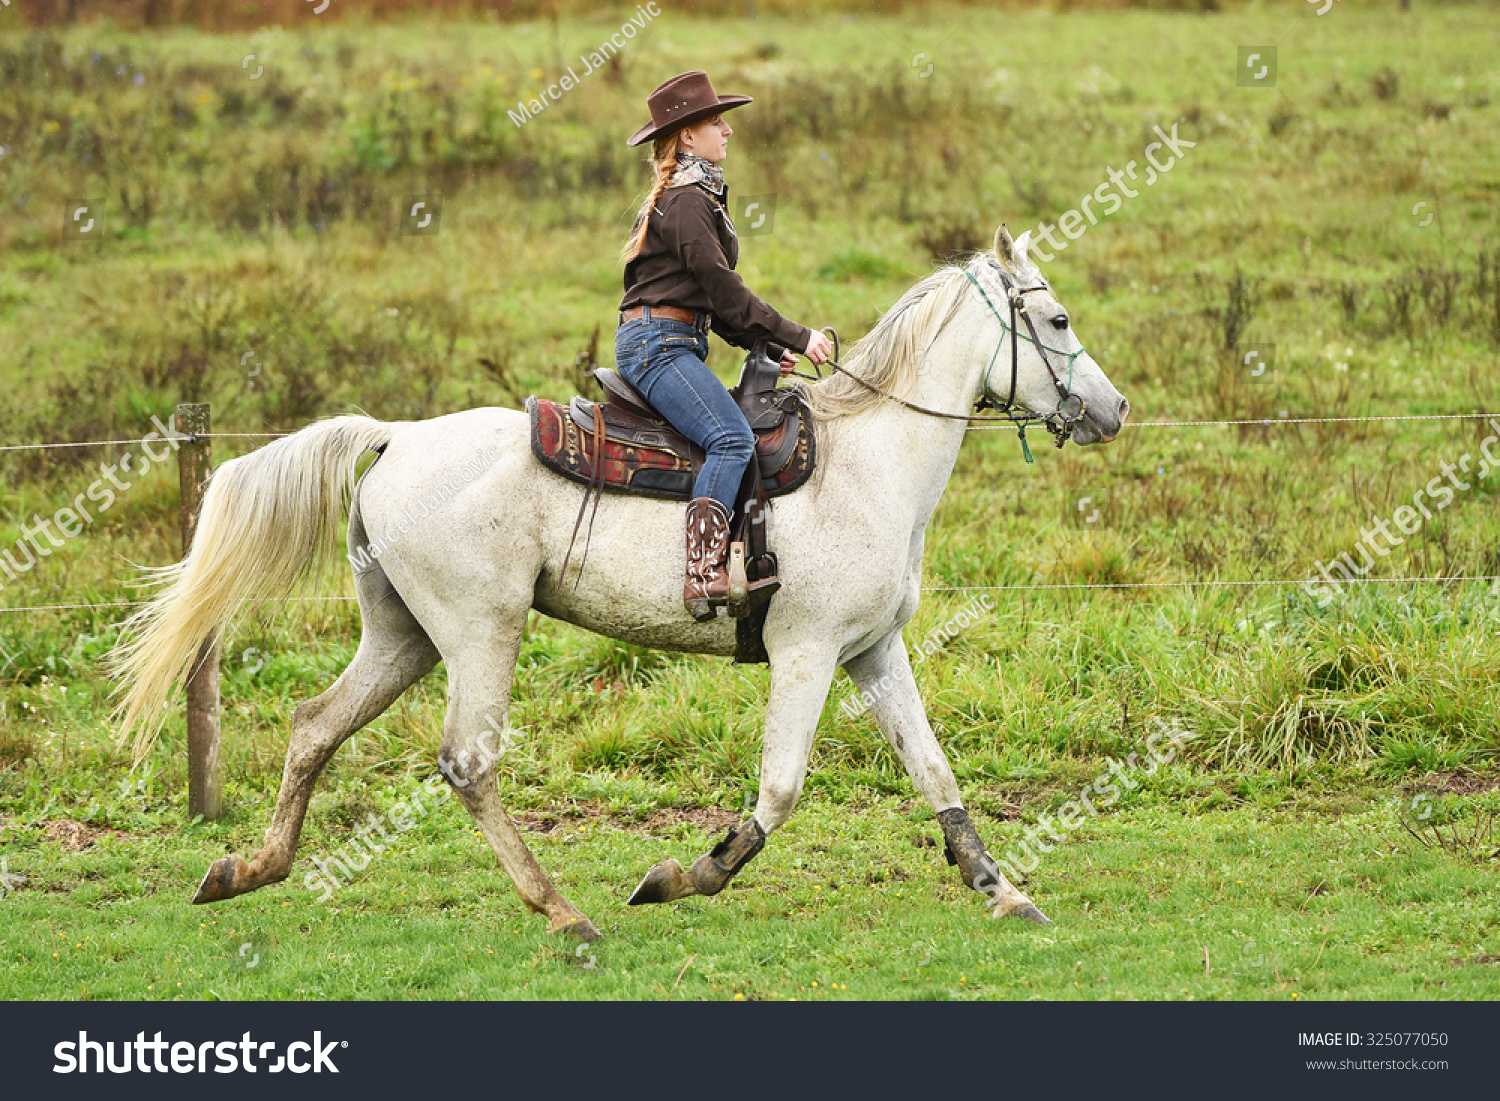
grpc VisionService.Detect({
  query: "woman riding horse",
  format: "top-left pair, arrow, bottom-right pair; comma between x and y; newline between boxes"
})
616,70 -> 833,621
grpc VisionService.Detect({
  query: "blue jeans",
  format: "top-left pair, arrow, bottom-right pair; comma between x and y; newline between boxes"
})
614,316 -> 754,513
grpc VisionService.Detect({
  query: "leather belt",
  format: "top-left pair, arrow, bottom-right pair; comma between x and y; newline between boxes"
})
619,305 -> 710,331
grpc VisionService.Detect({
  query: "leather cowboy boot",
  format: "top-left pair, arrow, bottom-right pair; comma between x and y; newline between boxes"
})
684,497 -> 732,622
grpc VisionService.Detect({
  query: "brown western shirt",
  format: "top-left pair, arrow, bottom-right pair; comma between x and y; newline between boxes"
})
620,182 -> 812,357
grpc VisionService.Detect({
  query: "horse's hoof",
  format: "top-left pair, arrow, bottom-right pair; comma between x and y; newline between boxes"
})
192,854 -> 251,904
627,858 -> 697,905
988,893 -> 1053,926
1012,902 -> 1053,926
548,913 -> 602,942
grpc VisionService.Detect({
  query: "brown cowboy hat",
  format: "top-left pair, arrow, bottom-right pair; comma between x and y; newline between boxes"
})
626,71 -> 752,147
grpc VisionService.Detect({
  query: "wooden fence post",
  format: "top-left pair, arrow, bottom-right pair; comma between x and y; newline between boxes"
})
177,402 -> 222,822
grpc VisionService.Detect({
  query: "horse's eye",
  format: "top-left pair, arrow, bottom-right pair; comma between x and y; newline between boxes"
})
1051,314 -> 1070,331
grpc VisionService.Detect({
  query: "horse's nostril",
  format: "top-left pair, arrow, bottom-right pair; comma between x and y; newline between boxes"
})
1118,398 -> 1131,424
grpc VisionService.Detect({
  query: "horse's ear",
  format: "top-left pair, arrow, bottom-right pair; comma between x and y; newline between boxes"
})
993,223 -> 1016,262
1012,230 -> 1034,271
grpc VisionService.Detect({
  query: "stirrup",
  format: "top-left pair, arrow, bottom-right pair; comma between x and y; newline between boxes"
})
726,542 -> 749,616
727,543 -> 782,618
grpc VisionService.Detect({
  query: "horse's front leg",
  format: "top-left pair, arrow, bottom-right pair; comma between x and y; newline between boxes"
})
628,647 -> 838,905
844,629 -> 1051,925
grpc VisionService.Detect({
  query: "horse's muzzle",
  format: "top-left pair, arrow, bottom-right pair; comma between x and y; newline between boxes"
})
1070,396 -> 1128,446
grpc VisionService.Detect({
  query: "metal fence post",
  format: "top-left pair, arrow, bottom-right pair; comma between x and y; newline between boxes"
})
177,402 -> 222,822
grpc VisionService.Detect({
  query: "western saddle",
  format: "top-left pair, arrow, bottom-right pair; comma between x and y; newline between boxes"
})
527,343 -> 815,637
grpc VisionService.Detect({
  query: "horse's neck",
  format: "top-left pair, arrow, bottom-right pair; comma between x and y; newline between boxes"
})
823,405 -> 969,524
816,325 -> 987,537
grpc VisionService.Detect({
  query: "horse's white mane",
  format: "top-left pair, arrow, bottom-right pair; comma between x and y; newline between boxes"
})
797,229 -> 1042,421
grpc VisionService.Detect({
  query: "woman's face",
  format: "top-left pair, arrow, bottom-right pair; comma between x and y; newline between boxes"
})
678,114 -> 732,164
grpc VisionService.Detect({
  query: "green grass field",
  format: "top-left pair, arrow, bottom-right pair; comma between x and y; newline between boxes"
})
2,4 -> 1499,999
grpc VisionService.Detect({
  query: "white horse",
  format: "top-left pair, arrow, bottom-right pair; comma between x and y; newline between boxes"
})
111,226 -> 1128,941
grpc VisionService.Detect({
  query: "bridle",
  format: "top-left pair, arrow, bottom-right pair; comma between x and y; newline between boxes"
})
968,259 -> 1090,458
801,257 -> 1090,463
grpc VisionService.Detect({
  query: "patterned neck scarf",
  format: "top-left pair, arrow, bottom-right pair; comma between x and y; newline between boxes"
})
670,151 -> 726,197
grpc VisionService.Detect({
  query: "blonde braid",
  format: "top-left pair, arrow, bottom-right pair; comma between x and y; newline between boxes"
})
620,132 -> 681,264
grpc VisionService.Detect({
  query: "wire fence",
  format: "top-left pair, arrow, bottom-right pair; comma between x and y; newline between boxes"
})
0,596 -> 359,615
5,402 -> 1498,819
6,574 -> 1500,615
971,411 -> 1500,431
2,411 -> 1497,451
0,431 -> 290,453
3,407 -> 1499,617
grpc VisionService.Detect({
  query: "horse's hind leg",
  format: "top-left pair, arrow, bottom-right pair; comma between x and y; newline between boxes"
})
438,614 -> 601,942
192,560 -> 440,903
844,628 -> 1051,926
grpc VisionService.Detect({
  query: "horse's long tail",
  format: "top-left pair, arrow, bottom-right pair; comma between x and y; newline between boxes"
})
109,415 -> 394,762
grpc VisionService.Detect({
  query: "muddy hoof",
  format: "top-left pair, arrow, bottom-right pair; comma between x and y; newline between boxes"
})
1013,902 -> 1053,926
191,854 -> 251,904
549,915 -> 602,942
627,858 -> 697,905
988,894 -> 1053,926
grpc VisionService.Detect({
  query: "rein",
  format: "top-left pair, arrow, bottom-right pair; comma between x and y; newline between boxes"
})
793,259 -> 1090,463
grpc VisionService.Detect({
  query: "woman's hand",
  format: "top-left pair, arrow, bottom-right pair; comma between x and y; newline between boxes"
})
778,349 -> 798,376
803,329 -> 833,366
